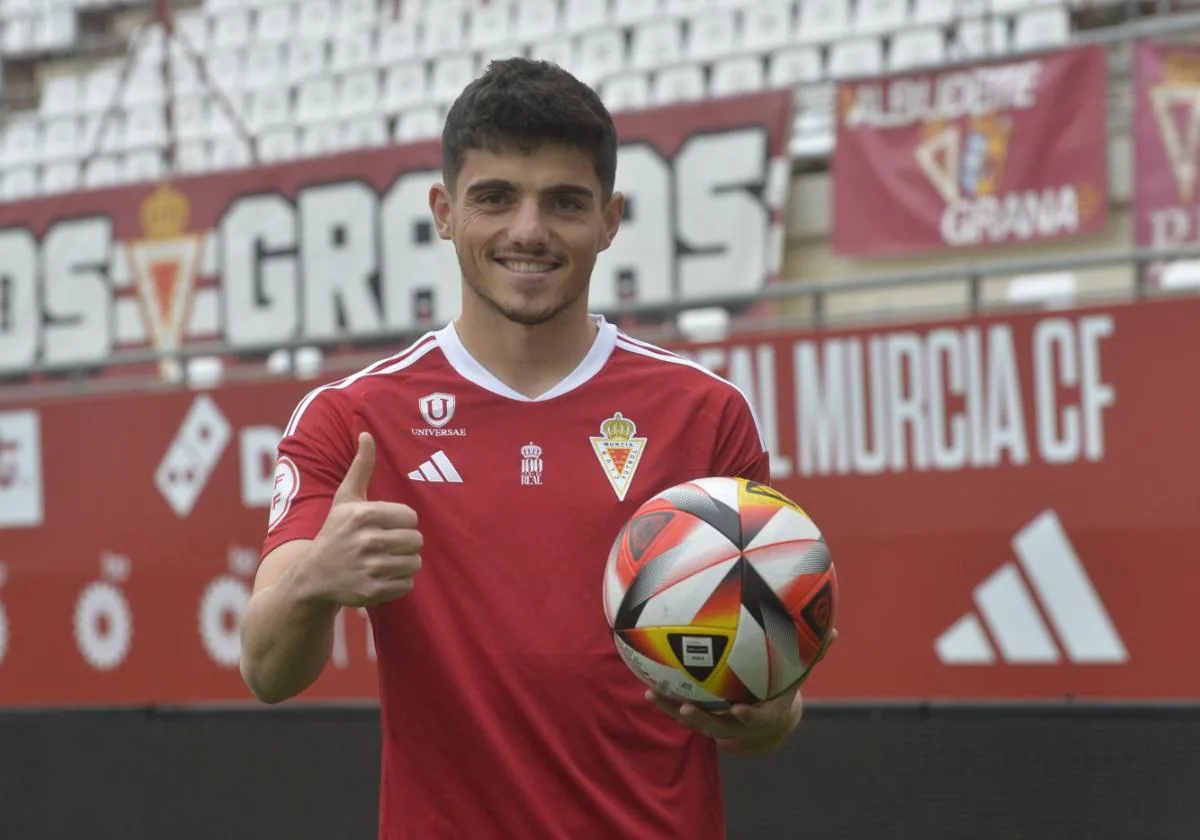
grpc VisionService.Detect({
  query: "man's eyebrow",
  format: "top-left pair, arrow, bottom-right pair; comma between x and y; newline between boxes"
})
464,178 -> 516,195
463,180 -> 595,199
544,184 -> 596,199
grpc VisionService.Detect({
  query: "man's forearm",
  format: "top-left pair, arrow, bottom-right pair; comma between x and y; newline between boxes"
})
239,567 -> 340,704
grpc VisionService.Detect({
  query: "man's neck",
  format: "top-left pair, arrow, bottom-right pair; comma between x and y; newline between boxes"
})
453,304 -> 599,400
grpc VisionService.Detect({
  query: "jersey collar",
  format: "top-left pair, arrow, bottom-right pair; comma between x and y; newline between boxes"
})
435,314 -> 618,402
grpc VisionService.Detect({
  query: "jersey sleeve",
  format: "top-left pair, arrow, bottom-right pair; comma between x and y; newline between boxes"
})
260,391 -> 357,559
710,388 -> 771,484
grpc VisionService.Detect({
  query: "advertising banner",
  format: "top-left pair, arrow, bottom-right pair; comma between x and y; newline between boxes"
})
0,89 -> 793,380
1,297 -> 1197,706
833,45 -> 1109,257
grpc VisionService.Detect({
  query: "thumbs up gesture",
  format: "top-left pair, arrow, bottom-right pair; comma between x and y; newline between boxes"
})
304,433 -> 424,607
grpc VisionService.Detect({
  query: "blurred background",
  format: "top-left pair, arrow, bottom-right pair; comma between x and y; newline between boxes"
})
0,0 -> 1198,837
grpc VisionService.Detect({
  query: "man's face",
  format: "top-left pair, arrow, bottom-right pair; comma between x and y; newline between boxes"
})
430,143 -> 623,327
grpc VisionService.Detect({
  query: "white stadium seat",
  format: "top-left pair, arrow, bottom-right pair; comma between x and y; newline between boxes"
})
174,96 -> 211,141
601,73 -> 651,113
340,116 -> 388,149
258,126 -> 299,163
828,36 -> 884,79
332,29 -> 375,73
768,46 -> 824,88
530,40 -> 576,75
135,23 -> 167,66
665,0 -> 710,13
740,2 -> 797,52
338,70 -> 382,119
124,150 -> 166,184
43,118 -> 80,161
711,56 -> 766,98
421,8 -> 465,55
122,62 -> 166,108
287,39 -> 329,84
244,43 -> 285,91
212,8 -> 252,50
248,87 -> 292,133
2,168 -> 39,201
383,62 -> 429,113
577,29 -> 626,86
853,0 -> 912,34
83,155 -> 122,190
296,0 -> 335,40
614,0 -> 662,26
1013,6 -> 1070,50
376,20 -> 419,65
514,0 -> 558,41
174,11 -> 210,54
394,106 -> 443,143
41,74 -> 81,117
3,17 -> 32,56
207,49 -> 247,96
296,77 -> 337,124
255,3 -> 295,43
4,118 -> 42,167
83,66 -> 120,113
176,141 -> 212,174
630,20 -> 683,71
41,161 -> 81,195
688,10 -> 737,62
430,55 -> 476,104
797,0 -> 851,43
467,3 -> 511,49
125,106 -> 168,151
951,18 -> 1010,60
563,0 -> 606,33
913,0 -> 954,26
210,137 -> 253,170
300,121 -> 342,157
653,64 -> 707,106
889,28 -> 946,71
338,0 -> 378,34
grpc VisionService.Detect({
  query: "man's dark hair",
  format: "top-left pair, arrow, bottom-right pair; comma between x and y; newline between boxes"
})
442,58 -> 618,200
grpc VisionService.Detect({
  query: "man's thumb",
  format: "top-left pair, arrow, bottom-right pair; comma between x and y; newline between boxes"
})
335,432 -> 376,502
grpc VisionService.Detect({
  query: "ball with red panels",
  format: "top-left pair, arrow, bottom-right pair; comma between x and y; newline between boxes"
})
603,477 -> 838,710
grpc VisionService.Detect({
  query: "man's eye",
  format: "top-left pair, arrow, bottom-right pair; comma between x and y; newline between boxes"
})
555,197 -> 583,211
479,193 -> 506,205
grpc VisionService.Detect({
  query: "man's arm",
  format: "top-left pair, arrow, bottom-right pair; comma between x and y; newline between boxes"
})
240,539 -> 339,704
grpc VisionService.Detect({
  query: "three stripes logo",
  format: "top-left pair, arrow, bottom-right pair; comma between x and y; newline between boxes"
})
935,510 -> 1127,666
407,450 -> 462,483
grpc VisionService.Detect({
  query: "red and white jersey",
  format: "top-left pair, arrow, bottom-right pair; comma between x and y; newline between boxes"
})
262,315 -> 769,840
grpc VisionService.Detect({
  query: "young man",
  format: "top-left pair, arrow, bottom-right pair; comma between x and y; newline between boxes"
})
241,58 -> 809,839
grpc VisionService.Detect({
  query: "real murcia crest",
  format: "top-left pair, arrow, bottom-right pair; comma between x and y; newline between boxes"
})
590,412 -> 647,502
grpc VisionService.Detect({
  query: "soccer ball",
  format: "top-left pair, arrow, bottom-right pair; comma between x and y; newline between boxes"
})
603,477 -> 838,710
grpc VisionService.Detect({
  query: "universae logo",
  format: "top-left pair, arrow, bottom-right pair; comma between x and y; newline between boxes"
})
936,509 -> 1127,666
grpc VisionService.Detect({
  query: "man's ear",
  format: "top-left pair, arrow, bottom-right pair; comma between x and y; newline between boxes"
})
429,183 -> 454,241
599,191 -> 625,252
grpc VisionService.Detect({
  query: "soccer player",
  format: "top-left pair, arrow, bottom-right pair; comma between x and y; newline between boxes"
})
241,58 -> 816,839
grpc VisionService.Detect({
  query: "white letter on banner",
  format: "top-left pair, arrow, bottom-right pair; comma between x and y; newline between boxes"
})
299,182 -> 382,341
0,228 -> 38,373
42,217 -> 112,369
222,194 -> 299,349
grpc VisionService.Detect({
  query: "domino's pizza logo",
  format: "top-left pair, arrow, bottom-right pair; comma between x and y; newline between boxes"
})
267,456 -> 300,533
154,395 -> 232,518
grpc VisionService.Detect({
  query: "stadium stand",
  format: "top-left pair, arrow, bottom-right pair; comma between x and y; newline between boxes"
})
0,0 -> 1088,199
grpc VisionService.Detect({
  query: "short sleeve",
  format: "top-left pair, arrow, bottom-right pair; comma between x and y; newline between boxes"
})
260,392 -> 357,559
710,389 -> 771,484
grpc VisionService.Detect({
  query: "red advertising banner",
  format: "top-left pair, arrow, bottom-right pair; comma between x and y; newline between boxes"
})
2,296 -> 1199,706
1133,39 -> 1200,252
0,90 -> 792,380
832,45 -> 1109,257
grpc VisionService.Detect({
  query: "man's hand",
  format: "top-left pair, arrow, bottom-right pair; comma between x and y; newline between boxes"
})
299,432 -> 424,608
646,629 -> 838,755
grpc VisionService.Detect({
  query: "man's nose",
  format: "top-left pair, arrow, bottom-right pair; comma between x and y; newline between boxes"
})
507,198 -> 550,249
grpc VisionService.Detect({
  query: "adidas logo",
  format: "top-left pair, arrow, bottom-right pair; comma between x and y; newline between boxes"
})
936,510 -> 1127,666
407,450 -> 462,483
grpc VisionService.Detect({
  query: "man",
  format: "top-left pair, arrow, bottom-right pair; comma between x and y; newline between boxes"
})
241,58 -> 810,839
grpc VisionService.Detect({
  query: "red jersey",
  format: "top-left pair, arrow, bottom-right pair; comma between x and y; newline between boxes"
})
262,315 -> 769,840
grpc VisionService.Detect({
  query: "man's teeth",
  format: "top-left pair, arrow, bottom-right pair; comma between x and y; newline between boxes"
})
500,260 -> 556,273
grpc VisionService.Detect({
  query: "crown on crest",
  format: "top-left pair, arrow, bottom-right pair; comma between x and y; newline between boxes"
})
139,182 -> 190,239
521,442 -> 542,459
600,413 -> 636,440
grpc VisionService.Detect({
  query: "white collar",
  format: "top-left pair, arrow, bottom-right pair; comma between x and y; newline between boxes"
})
435,314 -> 618,402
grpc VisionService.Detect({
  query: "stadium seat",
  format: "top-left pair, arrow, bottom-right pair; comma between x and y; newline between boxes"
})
174,11 -> 211,54
340,116 -> 388,149
421,8 -> 465,54
1013,6 -> 1071,49
4,118 -> 42,167
1159,260 -> 1200,289
135,23 -> 167,66
631,20 -> 684,71
601,73 -> 652,113
2,17 -> 32,56
768,46 -> 824,87
258,126 -> 299,162
176,141 -> 212,174
653,64 -> 707,106
889,27 -> 946,70
828,36 -> 885,78
83,155 -> 122,189
852,0 -> 912,34
212,8 -> 252,50
376,19 -> 419,64
83,66 -> 121,113
614,0 -> 663,26
338,70 -> 382,119
912,0 -> 955,25
687,10 -> 737,61
1006,272 -> 1077,309
296,0 -> 335,40
210,137 -> 253,170
124,149 -> 166,183
797,0 -> 851,43
513,0 -> 558,41
430,55 -> 476,104
665,0 -> 711,14
41,160 -> 81,195
171,56 -> 204,97
296,77 -> 337,124
711,56 -> 766,97
332,29 -> 375,72
530,39 -> 576,75
338,0 -> 379,34
479,43 -> 527,68
563,0 -> 607,33
468,3 -> 512,49
394,106 -> 443,143
42,118 -> 80,161
125,106 -> 168,151
248,87 -> 292,133
255,2 -> 294,43
41,74 -> 81,118
951,18 -> 1010,60
35,8 -> 77,52
301,121 -> 342,157
577,29 -> 627,85
174,95 -> 211,141
122,62 -> 166,108
1,167 -> 39,201
286,39 -> 329,84
208,49 -> 247,96
383,62 -> 429,113
244,43 -> 285,91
